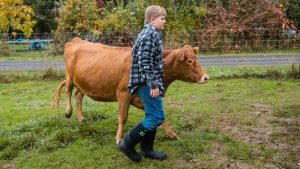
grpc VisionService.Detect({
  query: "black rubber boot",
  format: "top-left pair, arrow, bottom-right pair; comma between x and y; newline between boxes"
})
118,123 -> 148,162
140,128 -> 167,160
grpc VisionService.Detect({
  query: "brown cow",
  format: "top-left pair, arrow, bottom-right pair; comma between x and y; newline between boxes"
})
53,38 -> 209,143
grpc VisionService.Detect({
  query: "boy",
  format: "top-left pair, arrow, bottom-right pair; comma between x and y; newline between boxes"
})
118,5 -> 167,162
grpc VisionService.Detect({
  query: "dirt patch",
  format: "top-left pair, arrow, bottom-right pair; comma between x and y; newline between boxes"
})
180,112 -> 205,123
215,103 -> 299,168
3,163 -> 15,169
169,157 -> 194,168
165,98 -> 184,111
228,160 -> 268,169
178,101 -> 299,168
196,143 -> 259,168
250,103 -> 273,113
215,103 -> 276,146
207,142 -> 229,168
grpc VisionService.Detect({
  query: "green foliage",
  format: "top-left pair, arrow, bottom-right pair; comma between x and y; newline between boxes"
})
163,1 -> 207,44
55,0 -> 207,39
52,0 -> 102,54
56,0 -> 102,34
24,0 -> 60,32
110,0 -> 207,35
99,1 -> 143,31
286,0 -> 300,27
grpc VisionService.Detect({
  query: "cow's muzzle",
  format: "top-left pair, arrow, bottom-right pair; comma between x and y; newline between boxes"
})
198,74 -> 209,84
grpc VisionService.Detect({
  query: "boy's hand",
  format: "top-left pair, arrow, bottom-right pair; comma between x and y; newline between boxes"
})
150,88 -> 160,98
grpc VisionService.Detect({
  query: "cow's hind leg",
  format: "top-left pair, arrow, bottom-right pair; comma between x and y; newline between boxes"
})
116,91 -> 131,144
65,80 -> 74,118
75,89 -> 85,124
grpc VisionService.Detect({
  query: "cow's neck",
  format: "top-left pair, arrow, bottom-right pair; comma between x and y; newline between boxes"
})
163,55 -> 178,89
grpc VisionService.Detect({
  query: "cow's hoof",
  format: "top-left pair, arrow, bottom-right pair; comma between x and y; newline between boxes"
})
169,134 -> 180,140
78,119 -> 85,124
116,139 -> 121,144
65,113 -> 72,118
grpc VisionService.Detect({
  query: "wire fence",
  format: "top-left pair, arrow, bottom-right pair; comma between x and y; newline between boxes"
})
1,28 -> 300,56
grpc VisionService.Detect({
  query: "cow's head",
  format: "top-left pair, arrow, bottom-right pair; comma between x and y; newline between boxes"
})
163,45 -> 209,84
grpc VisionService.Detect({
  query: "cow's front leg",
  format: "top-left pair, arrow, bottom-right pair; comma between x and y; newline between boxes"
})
161,122 -> 180,140
116,91 -> 131,144
75,89 -> 85,124
131,96 -> 180,140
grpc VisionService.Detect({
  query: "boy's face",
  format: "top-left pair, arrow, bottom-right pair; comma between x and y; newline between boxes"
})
150,15 -> 166,31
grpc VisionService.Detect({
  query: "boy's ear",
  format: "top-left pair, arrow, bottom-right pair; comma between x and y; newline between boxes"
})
193,47 -> 199,55
150,17 -> 156,23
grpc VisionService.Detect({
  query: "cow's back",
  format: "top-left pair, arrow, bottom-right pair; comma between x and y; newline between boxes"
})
64,38 -> 132,101
64,38 -> 87,76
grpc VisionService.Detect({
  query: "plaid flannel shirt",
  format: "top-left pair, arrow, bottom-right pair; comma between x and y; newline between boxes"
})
128,24 -> 164,96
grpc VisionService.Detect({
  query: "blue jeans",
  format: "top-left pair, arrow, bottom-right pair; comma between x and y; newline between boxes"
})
136,85 -> 165,131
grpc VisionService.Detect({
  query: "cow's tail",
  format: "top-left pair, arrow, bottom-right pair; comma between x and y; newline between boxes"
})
52,80 -> 66,112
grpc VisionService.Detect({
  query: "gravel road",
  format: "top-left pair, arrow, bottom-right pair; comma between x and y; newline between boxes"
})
0,54 -> 299,70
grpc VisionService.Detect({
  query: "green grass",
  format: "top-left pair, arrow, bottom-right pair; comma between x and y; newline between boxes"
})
206,65 -> 300,80
0,51 -> 62,60
0,69 -> 65,83
0,45 -> 62,60
0,68 -> 299,168
200,48 -> 300,56
0,65 -> 298,83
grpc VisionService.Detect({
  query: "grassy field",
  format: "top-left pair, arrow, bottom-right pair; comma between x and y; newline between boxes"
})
0,45 -> 62,61
200,48 -> 300,57
0,67 -> 299,168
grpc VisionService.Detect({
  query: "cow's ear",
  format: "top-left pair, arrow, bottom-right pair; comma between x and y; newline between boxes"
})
176,49 -> 185,61
163,50 -> 173,58
193,47 -> 199,55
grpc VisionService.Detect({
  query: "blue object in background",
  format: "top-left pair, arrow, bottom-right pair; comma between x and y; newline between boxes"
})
6,39 -> 53,50
28,40 -> 46,50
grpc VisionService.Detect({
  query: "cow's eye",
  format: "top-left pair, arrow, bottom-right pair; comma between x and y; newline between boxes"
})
187,59 -> 194,65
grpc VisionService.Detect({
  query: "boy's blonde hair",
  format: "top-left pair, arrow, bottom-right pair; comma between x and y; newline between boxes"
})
145,5 -> 166,24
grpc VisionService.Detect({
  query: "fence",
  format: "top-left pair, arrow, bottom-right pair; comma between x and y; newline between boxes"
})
1,28 -> 300,55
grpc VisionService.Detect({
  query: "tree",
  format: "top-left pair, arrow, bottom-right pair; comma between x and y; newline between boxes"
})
98,0 -> 207,47
195,0 -> 285,52
286,0 -> 300,27
0,0 -> 36,37
202,0 -> 282,33
24,0 -> 60,33
56,0 -> 103,34
50,0 -> 102,55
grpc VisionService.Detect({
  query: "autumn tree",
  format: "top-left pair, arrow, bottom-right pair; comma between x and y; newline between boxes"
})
195,0 -> 285,51
0,0 -> 36,55
0,0 -> 36,37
